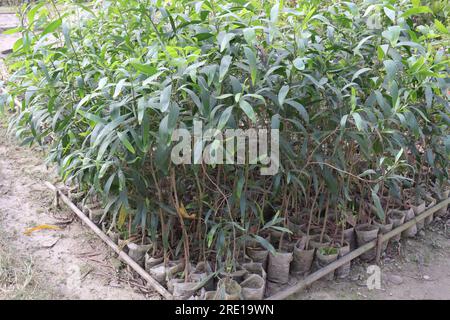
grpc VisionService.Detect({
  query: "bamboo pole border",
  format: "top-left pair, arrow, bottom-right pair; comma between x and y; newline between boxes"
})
44,181 -> 173,300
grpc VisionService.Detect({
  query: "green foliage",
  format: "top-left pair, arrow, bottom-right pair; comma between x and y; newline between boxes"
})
1,0 -> 449,269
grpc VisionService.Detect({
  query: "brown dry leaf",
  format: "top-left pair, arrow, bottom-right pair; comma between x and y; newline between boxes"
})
177,203 -> 196,220
24,224 -> 61,236
118,205 -> 127,229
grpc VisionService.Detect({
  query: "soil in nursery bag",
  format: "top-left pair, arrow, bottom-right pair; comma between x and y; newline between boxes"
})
270,232 -> 296,252
144,253 -> 164,272
308,234 -> 331,250
388,210 -> 406,242
401,208 -> 417,238
287,215 -> 308,237
149,260 -> 184,286
343,227 -> 356,250
410,199 -> 426,230
201,290 -> 217,300
335,241 -> 351,279
172,281 -> 200,300
267,249 -> 293,284
246,245 -> 269,270
88,209 -> 103,225
436,189 -> 450,217
334,227 -> 356,251
214,278 -> 242,300
219,269 -> 248,283
242,262 -> 267,280
355,224 -> 379,261
264,280 -> 285,298
424,195 -> 437,225
167,278 -> 184,294
191,261 -> 214,291
127,242 -> 152,267
373,220 -> 393,254
290,237 -> 314,276
314,246 -> 339,280
241,274 -> 266,300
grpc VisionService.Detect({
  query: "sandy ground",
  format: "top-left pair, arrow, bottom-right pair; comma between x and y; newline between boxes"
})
0,11 -> 157,298
0,10 -> 449,300
0,120 -> 159,300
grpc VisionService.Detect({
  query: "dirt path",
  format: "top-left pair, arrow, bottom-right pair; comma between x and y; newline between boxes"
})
0,12 -> 156,300
0,120 -> 159,300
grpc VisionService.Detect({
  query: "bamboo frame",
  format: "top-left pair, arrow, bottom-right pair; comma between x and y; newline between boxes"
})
44,181 -> 173,300
266,197 -> 450,300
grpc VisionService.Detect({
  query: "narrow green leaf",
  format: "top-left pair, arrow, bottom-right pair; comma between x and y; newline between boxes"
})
244,47 -> 257,86
218,106 -> 233,130
401,6 -> 432,18
239,99 -> 256,123
219,55 -> 232,82
278,85 -> 289,107
118,132 -> 135,154
130,61 -> 157,76
42,19 -> 62,36
160,85 -> 172,112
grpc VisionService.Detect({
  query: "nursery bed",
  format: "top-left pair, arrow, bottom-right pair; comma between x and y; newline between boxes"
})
44,180 -> 450,300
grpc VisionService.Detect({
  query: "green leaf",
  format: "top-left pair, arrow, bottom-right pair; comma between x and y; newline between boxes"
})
383,7 -> 396,23
239,99 -> 256,123
372,190 -> 385,221
117,132 -> 136,154
285,100 -> 309,123
243,27 -> 256,45
383,60 -> 397,81
293,57 -> 305,71
323,169 -> 338,195
244,47 -> 257,86
395,148 -> 404,163
401,6 -> 432,18
97,77 -> 108,90
137,97 -> 146,125
219,55 -> 232,82
113,79 -> 127,98
352,67 -> 371,81
382,26 -> 401,45
352,113 -> 366,131
354,35 -> 374,57
278,85 -> 289,107
220,33 -> 235,52
218,106 -> 233,130
252,235 -> 275,254
160,85 -> 172,112
3,27 -> 21,35
207,224 -> 220,248
130,61 -> 157,76
42,19 -> 62,36
434,19 -> 449,34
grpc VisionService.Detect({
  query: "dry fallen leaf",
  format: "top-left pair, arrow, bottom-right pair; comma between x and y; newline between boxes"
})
177,203 -> 196,220
24,224 -> 61,236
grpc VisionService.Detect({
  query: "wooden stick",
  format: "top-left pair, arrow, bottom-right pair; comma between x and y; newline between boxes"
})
44,181 -> 173,300
375,234 -> 383,264
266,196 -> 450,300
